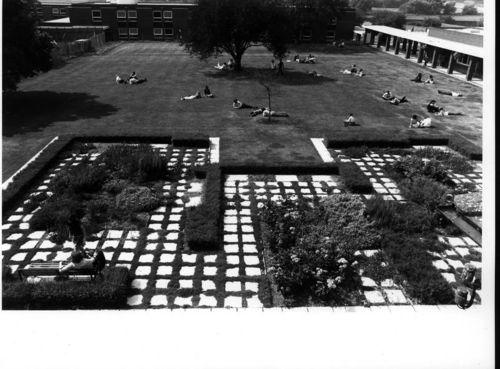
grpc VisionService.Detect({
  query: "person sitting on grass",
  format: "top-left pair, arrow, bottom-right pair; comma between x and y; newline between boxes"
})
59,249 -> 105,274
427,99 -> 441,113
355,68 -> 365,77
344,113 -> 356,127
128,72 -> 147,84
411,72 -> 423,83
424,75 -> 435,84
271,59 -> 276,70
436,107 -> 464,116
233,98 -> 257,109
409,114 -> 432,128
350,64 -> 358,74
390,96 -> 408,105
306,54 -> 316,63
214,61 -> 228,70
227,59 -> 235,70
382,90 -> 394,100
438,89 -> 463,97
116,75 -> 126,84
308,70 -> 323,77
204,85 -> 214,98
181,91 -> 202,100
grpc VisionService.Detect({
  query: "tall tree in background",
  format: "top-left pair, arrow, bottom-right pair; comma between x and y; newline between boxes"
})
3,0 -> 54,91
442,1 -> 456,15
351,0 -> 374,13
371,10 -> 407,28
399,0 -> 444,15
183,0 -> 293,71
461,5 -> 478,15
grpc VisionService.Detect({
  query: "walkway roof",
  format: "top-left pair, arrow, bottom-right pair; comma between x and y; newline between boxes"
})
364,25 -> 483,59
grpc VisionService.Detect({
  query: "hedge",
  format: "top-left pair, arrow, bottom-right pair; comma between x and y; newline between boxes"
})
184,165 -> 222,251
326,131 -> 412,149
172,135 -> 210,148
448,135 -> 482,161
338,162 -> 374,194
2,267 -> 131,310
221,162 -> 339,175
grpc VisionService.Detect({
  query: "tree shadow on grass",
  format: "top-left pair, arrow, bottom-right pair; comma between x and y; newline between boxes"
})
290,43 -> 380,55
204,67 -> 337,86
2,91 -> 118,137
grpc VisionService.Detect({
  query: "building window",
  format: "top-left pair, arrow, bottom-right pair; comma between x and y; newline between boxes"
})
128,10 -> 137,19
117,10 -> 126,19
164,27 -> 174,36
163,10 -> 173,19
91,10 -> 102,21
153,28 -> 163,36
52,8 -> 60,15
59,8 -> 66,15
153,10 -> 162,20
129,27 -> 139,36
119,28 -> 128,37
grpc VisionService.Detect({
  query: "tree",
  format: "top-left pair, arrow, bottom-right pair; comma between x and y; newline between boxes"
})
421,17 -> 441,27
442,2 -> 456,15
371,10 -> 407,28
183,0 -> 293,71
461,5 -> 478,15
400,0 -> 444,15
3,0 -> 54,91
351,0 -> 374,12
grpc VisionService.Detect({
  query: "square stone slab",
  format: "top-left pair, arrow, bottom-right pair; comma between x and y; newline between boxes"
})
224,225 -> 238,233
52,252 -> 71,262
202,280 -> 216,290
198,294 -> 217,307
454,247 -> 470,257
224,234 -> 239,243
169,214 -> 182,222
166,233 -> 178,241
20,240 -> 39,250
118,252 -> 134,262
203,255 -> 217,263
227,255 -> 240,265
224,244 -> 239,253
132,279 -> 148,290
380,279 -> 395,288
179,279 -> 193,289
123,240 -> 137,249
150,214 -> 164,222
447,259 -> 464,269
385,289 -> 407,304
163,243 -> 178,252
242,234 -> 255,243
167,223 -> 180,231
156,279 -> 170,289
147,233 -> 160,240
243,255 -> 260,266
127,295 -> 143,306
224,216 -> 238,224
6,234 -> 23,241
182,254 -> 197,263
432,260 -> 450,270
126,231 -> 140,240
225,267 -> 240,277
224,296 -> 243,308
242,244 -> 258,253
245,267 -> 261,276
157,266 -> 173,275
139,254 -> 154,263
203,266 -> 217,276
28,231 -> 45,239
364,290 -> 386,304
107,230 -> 123,239
150,295 -> 168,306
160,254 -> 175,263
174,296 -> 193,307
245,282 -> 259,292
226,281 -> 242,292
134,266 -> 152,276
441,273 -> 457,283
361,277 -> 378,288
179,266 -> 196,276
32,252 -> 50,262
146,243 -> 158,251
241,225 -> 254,233
246,296 -> 263,308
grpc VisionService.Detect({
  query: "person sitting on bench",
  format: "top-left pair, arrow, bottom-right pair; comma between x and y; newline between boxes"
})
411,72 -> 423,82
59,250 -> 104,274
390,96 -> 408,105
424,75 -> 435,84
344,113 -> 356,127
204,85 -> 214,98
409,114 -> 432,128
116,75 -> 126,84
233,98 -> 256,109
427,99 -> 441,113
436,108 -> 464,116
438,89 -> 463,97
181,91 -> 202,100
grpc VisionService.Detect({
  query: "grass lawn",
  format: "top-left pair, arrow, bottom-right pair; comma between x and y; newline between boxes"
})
2,42 -> 482,178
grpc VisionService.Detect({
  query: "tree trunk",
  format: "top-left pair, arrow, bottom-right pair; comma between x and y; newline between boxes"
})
267,89 -> 271,122
234,52 -> 243,71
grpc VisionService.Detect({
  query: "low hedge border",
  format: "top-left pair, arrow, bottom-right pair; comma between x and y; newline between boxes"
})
338,162 -> 374,194
184,164 -> 222,251
2,266 -> 131,310
326,133 -> 482,160
172,135 -> 210,148
221,163 -> 339,175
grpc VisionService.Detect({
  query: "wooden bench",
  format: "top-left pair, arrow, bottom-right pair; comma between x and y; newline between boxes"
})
18,262 -> 100,281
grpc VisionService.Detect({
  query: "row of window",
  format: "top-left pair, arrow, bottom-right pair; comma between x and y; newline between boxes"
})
91,9 -> 173,21
118,28 -> 174,37
52,8 -> 67,16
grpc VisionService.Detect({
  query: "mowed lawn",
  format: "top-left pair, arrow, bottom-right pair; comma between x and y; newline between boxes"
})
2,42 -> 482,178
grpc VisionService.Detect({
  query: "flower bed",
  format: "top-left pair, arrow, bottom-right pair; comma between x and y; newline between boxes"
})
454,192 -> 482,215
338,162 -> 374,194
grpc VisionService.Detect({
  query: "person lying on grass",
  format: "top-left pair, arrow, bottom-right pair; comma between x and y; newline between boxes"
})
382,90 -> 394,100
340,64 -> 359,75
308,70 -> 323,77
249,107 -> 289,117
116,75 -> 126,84
233,98 -> 257,109
128,71 -> 147,84
438,89 -> 463,97
411,72 -> 423,83
214,61 -> 228,70
355,68 -> 365,77
409,114 -> 432,128
389,95 -> 408,105
204,85 -> 214,98
181,91 -> 202,100
424,75 -> 435,84
436,108 -> 464,116
427,99 -> 441,113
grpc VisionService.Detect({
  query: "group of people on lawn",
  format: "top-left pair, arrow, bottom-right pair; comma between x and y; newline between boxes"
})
116,71 -> 147,85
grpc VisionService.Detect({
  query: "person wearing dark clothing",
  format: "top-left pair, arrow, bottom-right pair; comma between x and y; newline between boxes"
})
427,100 -> 441,113
411,72 -> 422,82
204,85 -> 214,97
278,59 -> 284,75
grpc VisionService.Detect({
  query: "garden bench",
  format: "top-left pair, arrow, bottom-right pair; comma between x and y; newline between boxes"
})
438,205 -> 482,246
18,261 -> 101,281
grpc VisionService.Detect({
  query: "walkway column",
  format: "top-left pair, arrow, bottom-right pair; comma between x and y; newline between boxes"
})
412,41 -> 418,55
369,30 -> 375,45
447,51 -> 455,74
405,40 -> 412,59
417,47 -> 424,63
392,36 -> 397,48
395,38 -> 401,55
385,35 -> 391,51
363,30 -> 367,44
431,48 -> 439,68
466,56 -> 477,81
376,33 -> 383,48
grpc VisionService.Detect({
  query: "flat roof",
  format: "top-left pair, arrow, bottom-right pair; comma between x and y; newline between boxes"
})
364,25 -> 483,58
44,17 -> 71,23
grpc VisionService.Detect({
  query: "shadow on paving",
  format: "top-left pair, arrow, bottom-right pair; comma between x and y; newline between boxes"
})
2,91 -> 118,137
204,67 -> 337,86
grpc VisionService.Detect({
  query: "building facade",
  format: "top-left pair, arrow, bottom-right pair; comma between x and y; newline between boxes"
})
64,0 -> 356,42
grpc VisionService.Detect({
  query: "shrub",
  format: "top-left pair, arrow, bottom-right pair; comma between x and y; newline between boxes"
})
338,162 -> 373,193
342,145 -> 369,158
115,186 -> 161,213
261,194 -> 379,306
386,156 -> 451,185
23,192 -> 49,213
399,176 -> 450,210
381,232 -> 454,304
365,196 -> 436,233
50,165 -> 108,195
448,136 -> 482,161
2,267 -> 130,310
185,165 -> 222,251
102,179 -> 131,194
413,147 -> 473,174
